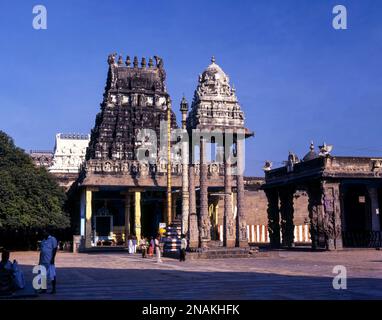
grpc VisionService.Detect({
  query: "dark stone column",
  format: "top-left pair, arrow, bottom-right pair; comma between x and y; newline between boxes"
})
265,189 -> 280,248
235,137 -> 248,247
307,182 -> 322,250
188,164 -> 199,249
322,182 -> 343,250
279,186 -> 295,248
199,137 -> 210,248
224,158 -> 235,247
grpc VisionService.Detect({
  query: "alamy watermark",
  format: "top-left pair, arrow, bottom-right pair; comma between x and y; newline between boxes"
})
332,5 -> 347,30
332,265 -> 347,290
32,265 -> 47,290
134,121 -> 246,176
32,5 -> 47,30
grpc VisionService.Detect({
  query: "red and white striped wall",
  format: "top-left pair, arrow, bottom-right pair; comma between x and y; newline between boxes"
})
217,224 -> 311,243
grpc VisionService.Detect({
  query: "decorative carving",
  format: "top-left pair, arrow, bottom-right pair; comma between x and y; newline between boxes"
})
322,183 -> 342,249
103,161 -> 112,172
209,162 -> 219,175
107,53 -> 117,65
187,57 -> 245,130
199,138 -> 210,245
371,159 -> 382,176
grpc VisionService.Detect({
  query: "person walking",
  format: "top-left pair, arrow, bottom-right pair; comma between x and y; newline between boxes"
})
132,235 -> 137,254
140,237 -> 147,258
148,237 -> 154,257
155,235 -> 162,263
128,235 -> 134,254
179,234 -> 187,262
39,231 -> 58,294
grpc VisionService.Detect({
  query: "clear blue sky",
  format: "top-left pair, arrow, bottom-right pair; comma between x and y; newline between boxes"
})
1,0 -> 381,176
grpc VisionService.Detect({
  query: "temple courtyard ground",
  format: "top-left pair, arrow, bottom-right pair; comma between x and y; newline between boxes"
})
7,249 -> 382,300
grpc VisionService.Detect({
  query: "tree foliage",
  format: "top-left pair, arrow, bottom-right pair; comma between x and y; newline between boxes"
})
0,131 -> 69,231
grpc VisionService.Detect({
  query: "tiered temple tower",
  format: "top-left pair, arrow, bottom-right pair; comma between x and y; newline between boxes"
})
86,54 -> 177,162
78,54 -> 179,249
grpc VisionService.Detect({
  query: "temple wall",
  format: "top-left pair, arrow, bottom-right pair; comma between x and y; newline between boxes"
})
214,188 -> 310,243
214,189 -> 309,226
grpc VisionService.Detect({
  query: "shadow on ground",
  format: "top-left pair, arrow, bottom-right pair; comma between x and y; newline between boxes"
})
5,263 -> 382,300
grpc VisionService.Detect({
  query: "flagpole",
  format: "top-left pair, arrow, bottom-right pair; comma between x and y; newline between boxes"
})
166,97 -> 172,226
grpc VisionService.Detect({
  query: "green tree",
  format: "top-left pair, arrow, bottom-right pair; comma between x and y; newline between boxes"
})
0,131 -> 69,248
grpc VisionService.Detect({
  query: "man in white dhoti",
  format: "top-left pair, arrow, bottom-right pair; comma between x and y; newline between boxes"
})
155,235 -> 162,263
128,235 -> 134,254
39,231 -> 58,294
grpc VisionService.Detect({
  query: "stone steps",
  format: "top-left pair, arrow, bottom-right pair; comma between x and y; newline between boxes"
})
187,247 -> 253,260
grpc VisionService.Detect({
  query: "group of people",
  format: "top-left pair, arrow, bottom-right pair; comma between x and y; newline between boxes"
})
135,234 -> 188,263
138,235 -> 163,263
127,235 -> 138,254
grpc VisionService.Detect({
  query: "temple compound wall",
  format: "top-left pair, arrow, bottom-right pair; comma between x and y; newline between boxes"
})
212,180 -> 310,244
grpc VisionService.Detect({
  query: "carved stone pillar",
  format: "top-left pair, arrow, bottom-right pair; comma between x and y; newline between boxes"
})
322,182 -> 343,250
265,189 -> 280,248
224,158 -> 235,247
235,137 -> 248,247
181,135 -> 189,235
199,137 -> 210,248
367,186 -> 381,232
188,164 -> 199,249
279,186 -> 295,248
307,182 -> 324,250
85,188 -> 93,249
172,192 -> 177,221
124,193 -> 131,246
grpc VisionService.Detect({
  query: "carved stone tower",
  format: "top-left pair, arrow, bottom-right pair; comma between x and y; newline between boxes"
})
86,54 -> 177,162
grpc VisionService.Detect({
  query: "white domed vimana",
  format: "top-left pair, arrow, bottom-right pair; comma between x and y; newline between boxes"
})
188,56 -> 245,129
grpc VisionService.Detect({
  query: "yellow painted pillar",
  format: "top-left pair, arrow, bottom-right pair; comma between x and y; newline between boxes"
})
85,188 -> 93,248
134,191 -> 141,242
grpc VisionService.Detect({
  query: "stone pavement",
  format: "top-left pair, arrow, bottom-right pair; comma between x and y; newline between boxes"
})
7,249 -> 382,300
